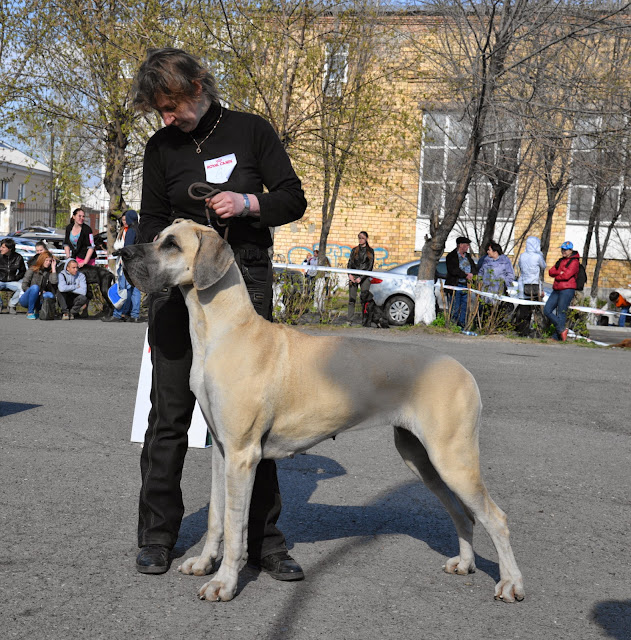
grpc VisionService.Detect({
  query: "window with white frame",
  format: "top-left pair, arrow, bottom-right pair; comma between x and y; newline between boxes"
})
418,112 -> 517,222
568,115 -> 626,222
323,42 -> 348,97
17,183 -> 26,202
0,180 -> 8,199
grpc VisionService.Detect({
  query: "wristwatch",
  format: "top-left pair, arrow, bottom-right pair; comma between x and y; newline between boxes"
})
239,193 -> 250,217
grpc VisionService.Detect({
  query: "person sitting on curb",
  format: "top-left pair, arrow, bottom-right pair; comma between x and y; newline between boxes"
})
19,251 -> 58,319
27,240 -> 50,267
56,259 -> 88,320
609,288 -> 631,328
544,241 -> 579,342
0,238 -> 27,314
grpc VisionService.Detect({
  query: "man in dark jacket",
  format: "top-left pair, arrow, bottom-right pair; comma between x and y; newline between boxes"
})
445,236 -> 478,327
0,238 -> 27,313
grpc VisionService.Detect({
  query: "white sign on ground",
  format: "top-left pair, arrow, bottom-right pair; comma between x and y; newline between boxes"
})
131,330 -> 210,448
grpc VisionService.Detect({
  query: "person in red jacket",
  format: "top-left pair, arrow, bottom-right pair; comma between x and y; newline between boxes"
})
544,241 -> 579,341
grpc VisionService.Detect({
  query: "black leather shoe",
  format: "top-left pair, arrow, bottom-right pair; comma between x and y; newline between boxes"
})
136,545 -> 171,574
250,551 -> 304,581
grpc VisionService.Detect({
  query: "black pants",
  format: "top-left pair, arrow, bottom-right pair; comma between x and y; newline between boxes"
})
514,284 -> 540,337
138,248 -> 286,561
56,291 -> 88,315
347,277 -> 371,321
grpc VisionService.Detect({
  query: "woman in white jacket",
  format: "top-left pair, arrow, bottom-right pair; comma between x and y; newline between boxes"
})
515,236 -> 547,336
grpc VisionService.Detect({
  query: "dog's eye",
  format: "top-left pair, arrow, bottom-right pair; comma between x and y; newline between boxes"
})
162,236 -> 180,251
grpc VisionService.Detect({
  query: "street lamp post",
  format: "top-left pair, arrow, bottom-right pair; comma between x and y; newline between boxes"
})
47,121 -> 55,227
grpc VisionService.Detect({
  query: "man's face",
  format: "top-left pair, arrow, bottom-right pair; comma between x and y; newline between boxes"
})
0,243 -> 9,256
154,93 -> 207,133
67,261 -> 78,275
458,242 -> 470,254
36,245 -> 46,254
561,248 -> 572,258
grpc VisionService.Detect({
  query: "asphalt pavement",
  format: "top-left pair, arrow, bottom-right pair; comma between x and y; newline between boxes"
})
1,315 -> 630,640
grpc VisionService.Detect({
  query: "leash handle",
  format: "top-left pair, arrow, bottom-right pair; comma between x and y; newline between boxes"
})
187,182 -> 226,228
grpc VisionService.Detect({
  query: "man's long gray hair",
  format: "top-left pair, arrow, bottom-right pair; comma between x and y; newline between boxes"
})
132,48 -> 221,112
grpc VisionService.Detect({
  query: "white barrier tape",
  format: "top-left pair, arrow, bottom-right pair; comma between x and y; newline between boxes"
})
271,262 -> 631,318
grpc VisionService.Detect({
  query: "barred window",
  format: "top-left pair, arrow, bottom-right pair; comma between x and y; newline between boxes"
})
568,116 -> 626,222
418,112 -> 517,223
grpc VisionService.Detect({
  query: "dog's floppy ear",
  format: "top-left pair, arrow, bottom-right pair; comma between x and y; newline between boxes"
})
192,228 -> 234,290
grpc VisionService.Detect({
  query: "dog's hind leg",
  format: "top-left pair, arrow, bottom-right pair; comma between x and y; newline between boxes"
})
402,362 -> 524,602
178,443 -> 225,577
393,426 -> 476,575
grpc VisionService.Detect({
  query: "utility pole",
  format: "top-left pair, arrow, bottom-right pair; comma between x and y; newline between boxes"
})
47,121 -> 55,227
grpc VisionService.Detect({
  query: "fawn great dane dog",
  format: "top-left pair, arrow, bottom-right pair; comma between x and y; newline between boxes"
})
121,219 -> 524,604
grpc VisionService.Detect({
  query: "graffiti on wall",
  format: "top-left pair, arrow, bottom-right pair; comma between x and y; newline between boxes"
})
281,243 -> 398,270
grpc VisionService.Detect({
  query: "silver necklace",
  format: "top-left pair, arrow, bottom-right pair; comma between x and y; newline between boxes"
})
190,107 -> 223,154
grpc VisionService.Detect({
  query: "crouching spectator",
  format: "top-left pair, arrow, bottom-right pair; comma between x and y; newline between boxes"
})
19,252 -> 58,319
0,238 -> 27,313
609,288 -> 631,328
57,259 -> 88,320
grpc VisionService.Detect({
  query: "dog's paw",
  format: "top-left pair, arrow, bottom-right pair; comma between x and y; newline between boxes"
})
494,578 -> 525,603
178,556 -> 214,576
443,555 -> 476,575
198,577 -> 237,602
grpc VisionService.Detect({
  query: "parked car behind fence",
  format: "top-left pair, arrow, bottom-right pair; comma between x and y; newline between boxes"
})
370,258 -> 551,326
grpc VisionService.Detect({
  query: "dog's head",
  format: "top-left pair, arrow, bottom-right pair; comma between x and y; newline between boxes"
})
360,290 -> 374,304
121,219 -> 234,293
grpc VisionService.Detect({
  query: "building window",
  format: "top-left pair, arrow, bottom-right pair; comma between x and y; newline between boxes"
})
418,112 -> 517,223
0,180 -> 8,199
122,167 -> 131,192
17,183 -> 26,202
567,116 -> 625,223
323,42 -> 348,97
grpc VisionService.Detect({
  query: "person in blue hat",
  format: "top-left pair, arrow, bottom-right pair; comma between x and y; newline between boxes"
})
544,240 -> 579,341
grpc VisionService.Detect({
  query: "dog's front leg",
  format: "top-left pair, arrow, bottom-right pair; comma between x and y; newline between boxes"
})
179,443 -> 225,577
198,452 -> 258,602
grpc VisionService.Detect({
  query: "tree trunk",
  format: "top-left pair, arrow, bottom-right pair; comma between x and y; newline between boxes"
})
581,185 -> 605,269
102,118 -> 128,269
590,189 -> 626,297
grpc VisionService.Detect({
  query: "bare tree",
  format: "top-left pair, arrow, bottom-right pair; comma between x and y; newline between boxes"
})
405,0 -> 631,323
19,0 -> 181,245
186,1 -> 411,267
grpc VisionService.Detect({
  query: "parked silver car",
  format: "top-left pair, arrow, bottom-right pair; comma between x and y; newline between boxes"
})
369,259 -> 447,326
370,258 -> 551,326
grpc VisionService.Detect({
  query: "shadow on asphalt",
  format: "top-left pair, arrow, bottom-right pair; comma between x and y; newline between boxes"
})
0,401 -> 42,417
172,452 -> 501,602
590,599 -> 631,639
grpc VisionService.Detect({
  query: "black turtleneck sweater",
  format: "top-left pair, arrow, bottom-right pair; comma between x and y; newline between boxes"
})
138,102 -> 307,248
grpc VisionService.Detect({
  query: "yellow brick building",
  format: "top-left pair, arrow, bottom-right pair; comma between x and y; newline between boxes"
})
270,13 -> 631,293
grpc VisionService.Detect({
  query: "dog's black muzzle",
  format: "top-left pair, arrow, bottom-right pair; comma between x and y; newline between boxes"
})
118,244 -> 150,291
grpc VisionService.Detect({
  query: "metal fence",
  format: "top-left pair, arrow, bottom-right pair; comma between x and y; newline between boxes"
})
13,203 -> 55,230
9,203 -> 102,232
